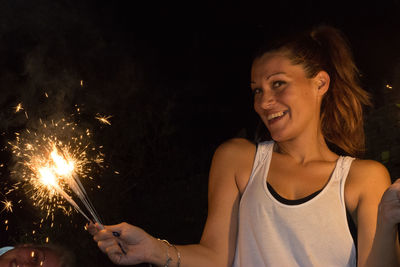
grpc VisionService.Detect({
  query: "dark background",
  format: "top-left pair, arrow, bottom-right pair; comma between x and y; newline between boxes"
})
0,1 -> 399,266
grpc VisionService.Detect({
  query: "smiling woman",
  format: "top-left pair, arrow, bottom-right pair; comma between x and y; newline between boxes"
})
251,26 -> 371,156
85,24 -> 400,267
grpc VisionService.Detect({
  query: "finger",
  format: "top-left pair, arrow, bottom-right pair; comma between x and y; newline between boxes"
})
98,239 -> 118,253
103,222 -> 129,235
106,243 -> 126,255
108,251 -> 124,265
86,223 -> 98,236
95,222 -> 105,231
93,229 -> 115,242
107,248 -> 135,266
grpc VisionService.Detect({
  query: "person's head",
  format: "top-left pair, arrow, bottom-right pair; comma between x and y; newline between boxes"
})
251,25 -> 371,156
0,243 -> 75,267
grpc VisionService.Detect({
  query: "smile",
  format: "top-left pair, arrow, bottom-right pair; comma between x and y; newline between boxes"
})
267,110 -> 288,121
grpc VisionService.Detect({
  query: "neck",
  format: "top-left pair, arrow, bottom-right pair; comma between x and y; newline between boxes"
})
274,131 -> 337,165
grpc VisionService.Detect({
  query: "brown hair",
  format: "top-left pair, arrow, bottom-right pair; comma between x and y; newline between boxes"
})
254,25 -> 371,156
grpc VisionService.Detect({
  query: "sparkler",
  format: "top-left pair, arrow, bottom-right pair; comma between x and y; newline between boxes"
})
5,97 -> 126,253
8,117 -> 104,225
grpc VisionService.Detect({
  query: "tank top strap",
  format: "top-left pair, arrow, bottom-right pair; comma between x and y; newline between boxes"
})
255,140 -> 274,164
334,156 -> 355,206
335,156 -> 355,182
247,141 -> 274,187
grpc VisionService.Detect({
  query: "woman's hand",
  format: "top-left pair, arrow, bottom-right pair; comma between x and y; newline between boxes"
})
88,222 -> 155,265
378,178 -> 400,230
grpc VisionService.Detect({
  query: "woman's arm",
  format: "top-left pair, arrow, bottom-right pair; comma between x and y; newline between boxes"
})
91,138 -> 255,267
348,160 -> 400,267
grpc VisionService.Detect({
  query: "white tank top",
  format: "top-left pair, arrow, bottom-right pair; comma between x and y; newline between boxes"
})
232,141 -> 357,267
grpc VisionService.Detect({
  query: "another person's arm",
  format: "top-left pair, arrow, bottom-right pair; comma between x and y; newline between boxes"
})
349,160 -> 400,267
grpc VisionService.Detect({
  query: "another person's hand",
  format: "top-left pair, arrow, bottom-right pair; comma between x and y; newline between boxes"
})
378,178 -> 400,229
88,222 -> 154,265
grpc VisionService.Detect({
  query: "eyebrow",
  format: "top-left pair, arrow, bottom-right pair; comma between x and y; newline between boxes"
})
250,72 -> 287,85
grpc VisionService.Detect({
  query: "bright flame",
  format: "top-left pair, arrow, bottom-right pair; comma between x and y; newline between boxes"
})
38,167 -> 58,188
50,148 -> 74,176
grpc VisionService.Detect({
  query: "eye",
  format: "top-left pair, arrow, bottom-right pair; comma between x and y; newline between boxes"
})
252,88 -> 262,96
272,80 -> 286,89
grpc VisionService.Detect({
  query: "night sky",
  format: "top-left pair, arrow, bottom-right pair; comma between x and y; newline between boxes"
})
0,1 -> 399,266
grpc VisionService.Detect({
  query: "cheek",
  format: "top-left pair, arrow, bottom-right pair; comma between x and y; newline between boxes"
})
253,102 -> 266,118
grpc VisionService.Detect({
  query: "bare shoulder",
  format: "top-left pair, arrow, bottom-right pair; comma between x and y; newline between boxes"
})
212,138 -> 257,193
214,138 -> 256,158
345,159 -> 392,220
348,159 -> 391,187
347,159 -> 392,201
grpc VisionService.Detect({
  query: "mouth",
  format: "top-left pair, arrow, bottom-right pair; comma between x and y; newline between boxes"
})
267,110 -> 288,122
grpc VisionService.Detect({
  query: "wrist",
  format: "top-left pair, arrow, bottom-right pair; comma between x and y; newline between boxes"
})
144,236 -> 165,265
146,237 -> 181,267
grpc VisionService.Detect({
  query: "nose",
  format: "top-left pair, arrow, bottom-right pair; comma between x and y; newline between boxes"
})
255,89 -> 275,110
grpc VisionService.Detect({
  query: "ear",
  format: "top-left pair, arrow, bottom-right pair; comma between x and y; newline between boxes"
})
314,71 -> 330,97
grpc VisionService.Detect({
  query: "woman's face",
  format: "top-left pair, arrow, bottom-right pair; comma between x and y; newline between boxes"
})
251,52 -> 324,142
0,246 -> 61,267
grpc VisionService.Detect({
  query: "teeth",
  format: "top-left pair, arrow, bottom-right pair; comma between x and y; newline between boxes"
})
267,111 -> 286,120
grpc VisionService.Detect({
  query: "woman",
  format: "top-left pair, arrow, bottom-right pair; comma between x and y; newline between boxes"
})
89,25 -> 400,266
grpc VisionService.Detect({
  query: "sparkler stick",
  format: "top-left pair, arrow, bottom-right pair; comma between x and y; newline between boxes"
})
37,166 -> 91,223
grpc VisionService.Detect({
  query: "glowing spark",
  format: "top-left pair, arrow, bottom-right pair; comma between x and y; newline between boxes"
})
9,118 -> 105,225
25,111 -> 29,119
14,103 -> 23,113
1,200 -> 13,213
95,114 -> 112,125
386,84 -> 393,89
50,148 -> 74,176
45,92 -> 49,98
80,80 -> 83,87
38,167 -> 58,189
